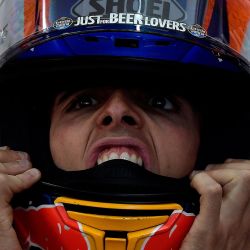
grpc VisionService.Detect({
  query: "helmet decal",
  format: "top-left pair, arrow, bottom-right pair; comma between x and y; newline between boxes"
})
53,16 -> 74,30
187,24 -> 207,38
70,0 -> 187,22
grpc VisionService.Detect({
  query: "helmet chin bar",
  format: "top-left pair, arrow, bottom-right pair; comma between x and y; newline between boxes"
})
41,159 -> 199,205
13,160 -> 199,250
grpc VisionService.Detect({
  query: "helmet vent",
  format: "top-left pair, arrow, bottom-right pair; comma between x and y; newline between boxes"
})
154,40 -> 172,46
114,38 -> 139,48
84,36 -> 99,42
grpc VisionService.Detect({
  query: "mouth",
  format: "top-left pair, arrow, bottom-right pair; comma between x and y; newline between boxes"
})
97,146 -> 143,166
87,137 -> 150,169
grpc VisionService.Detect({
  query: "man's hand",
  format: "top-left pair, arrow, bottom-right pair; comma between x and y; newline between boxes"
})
0,146 -> 41,250
181,159 -> 250,250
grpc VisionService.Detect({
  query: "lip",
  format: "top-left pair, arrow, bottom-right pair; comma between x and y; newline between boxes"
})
86,137 -> 152,169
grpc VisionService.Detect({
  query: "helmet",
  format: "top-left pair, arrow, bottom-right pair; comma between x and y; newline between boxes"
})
1,1 -> 250,250
0,0 -> 249,70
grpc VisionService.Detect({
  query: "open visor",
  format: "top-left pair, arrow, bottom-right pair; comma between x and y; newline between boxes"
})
0,0 -> 250,171
0,0 -> 249,72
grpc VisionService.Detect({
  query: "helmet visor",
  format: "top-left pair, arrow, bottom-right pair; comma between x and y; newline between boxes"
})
0,0 -> 250,65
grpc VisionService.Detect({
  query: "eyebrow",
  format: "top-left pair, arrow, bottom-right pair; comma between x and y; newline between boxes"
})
56,92 -> 71,105
55,87 -> 102,106
55,88 -> 84,105
56,85 -> 112,104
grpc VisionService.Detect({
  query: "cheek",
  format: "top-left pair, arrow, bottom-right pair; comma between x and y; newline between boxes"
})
155,126 -> 200,178
49,122 -> 84,169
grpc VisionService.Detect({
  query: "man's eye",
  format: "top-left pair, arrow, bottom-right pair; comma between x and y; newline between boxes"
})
148,96 -> 175,111
71,96 -> 98,110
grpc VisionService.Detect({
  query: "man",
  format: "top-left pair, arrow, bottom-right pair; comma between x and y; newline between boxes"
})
0,1 -> 249,249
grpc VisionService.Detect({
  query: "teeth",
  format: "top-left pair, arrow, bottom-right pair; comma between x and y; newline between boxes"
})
103,154 -> 108,162
137,157 -> 142,166
130,154 -> 137,164
120,152 -> 129,161
97,158 -> 103,165
109,152 -> 119,160
97,150 -> 143,166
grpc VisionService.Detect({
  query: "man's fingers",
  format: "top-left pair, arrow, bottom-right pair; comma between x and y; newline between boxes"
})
182,172 -> 223,248
206,168 -> 250,222
185,163 -> 250,250
0,147 -> 32,175
0,147 -> 37,250
0,147 -> 39,203
224,158 -> 250,164
0,168 -> 41,203
0,148 -> 28,163
191,168 -> 250,234
0,146 -> 10,150
190,171 -> 222,231
206,159 -> 250,171
0,160 -> 32,175
203,168 -> 250,190
11,168 -> 41,192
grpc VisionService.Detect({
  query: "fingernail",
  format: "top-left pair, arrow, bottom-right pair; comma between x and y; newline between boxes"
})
28,168 -> 41,179
205,164 -> 214,170
17,159 -> 31,168
0,146 -> 10,150
17,152 -> 29,160
189,170 -> 201,179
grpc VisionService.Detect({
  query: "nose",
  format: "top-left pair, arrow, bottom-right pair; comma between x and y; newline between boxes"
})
96,90 -> 143,129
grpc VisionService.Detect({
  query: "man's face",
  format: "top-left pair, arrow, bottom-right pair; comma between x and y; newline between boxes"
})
50,87 -> 200,178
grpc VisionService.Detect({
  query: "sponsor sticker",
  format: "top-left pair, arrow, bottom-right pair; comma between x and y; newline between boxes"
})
54,13 -> 187,33
187,24 -> 207,38
53,17 -> 74,30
